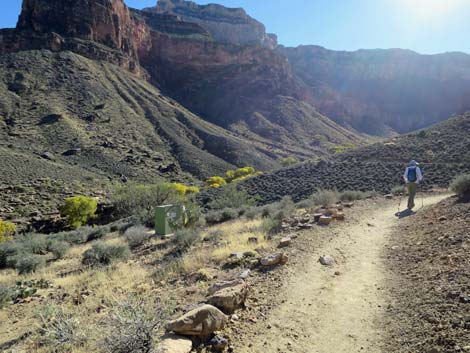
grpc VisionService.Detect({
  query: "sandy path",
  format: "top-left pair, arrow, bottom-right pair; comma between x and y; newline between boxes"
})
237,195 -> 447,353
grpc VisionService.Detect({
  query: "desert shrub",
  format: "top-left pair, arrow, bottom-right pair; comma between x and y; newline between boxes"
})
0,219 -> 16,243
59,196 -> 98,228
261,217 -> 283,235
207,184 -> 257,210
450,174 -> 470,199
310,189 -> 339,207
99,296 -> 171,353
204,207 -> 239,225
86,226 -> 110,242
66,226 -> 94,244
0,284 -> 13,308
340,190 -> 367,202
391,185 -> 406,196
296,199 -> 315,209
82,243 -> 130,267
203,229 -> 224,243
206,176 -> 227,188
112,183 -> 183,223
110,219 -> 135,234
0,241 -> 21,269
204,210 -> 223,225
280,157 -> 298,167
173,228 -> 200,252
244,206 -> 259,220
47,240 -> 69,259
15,234 -> 48,255
125,226 -> 151,249
16,254 -> 45,275
36,305 -> 86,350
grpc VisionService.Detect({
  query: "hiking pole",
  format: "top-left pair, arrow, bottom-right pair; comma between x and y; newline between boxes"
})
397,189 -> 403,213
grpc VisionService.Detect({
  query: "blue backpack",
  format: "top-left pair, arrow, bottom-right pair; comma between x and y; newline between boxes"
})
407,166 -> 417,182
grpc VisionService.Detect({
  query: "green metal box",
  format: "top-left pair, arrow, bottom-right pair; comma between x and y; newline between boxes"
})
154,204 -> 185,237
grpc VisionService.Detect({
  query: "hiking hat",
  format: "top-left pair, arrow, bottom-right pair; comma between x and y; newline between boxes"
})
409,160 -> 419,166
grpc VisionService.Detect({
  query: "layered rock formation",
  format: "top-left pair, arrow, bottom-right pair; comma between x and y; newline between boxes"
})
148,0 -> 277,49
1,0 -> 151,75
280,45 -> 470,135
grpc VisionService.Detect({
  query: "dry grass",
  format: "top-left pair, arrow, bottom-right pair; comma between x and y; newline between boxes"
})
0,216 -> 273,352
207,219 -> 269,263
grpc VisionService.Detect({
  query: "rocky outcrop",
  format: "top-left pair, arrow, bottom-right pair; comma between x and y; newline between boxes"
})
131,8 -> 211,40
279,45 -> 470,135
1,0 -> 151,75
148,0 -> 277,49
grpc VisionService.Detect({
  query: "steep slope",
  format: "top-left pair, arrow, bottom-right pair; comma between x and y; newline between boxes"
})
280,46 -> 470,136
0,50 -> 285,222
232,113 -> 470,204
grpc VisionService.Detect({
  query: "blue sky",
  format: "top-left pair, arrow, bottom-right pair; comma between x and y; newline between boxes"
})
1,0 -> 469,54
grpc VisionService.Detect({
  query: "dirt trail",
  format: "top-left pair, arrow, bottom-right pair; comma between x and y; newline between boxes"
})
238,195 -> 448,353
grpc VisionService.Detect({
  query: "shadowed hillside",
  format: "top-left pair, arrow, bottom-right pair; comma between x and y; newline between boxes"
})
229,113 -> 470,204
280,46 -> 470,136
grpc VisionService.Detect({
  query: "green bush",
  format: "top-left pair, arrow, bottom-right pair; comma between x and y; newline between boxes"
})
208,184 -> 257,210
59,196 -> 98,228
0,219 -> 16,243
16,255 -> 45,275
310,189 -> 339,207
450,174 -> 470,199
173,229 -> 200,252
112,183 -> 183,224
47,240 -> 69,259
206,176 -> 227,188
280,157 -> 299,167
125,226 -> 151,249
82,243 -> 130,267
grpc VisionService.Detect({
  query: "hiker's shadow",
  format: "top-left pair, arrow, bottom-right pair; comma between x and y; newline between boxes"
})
395,209 -> 416,219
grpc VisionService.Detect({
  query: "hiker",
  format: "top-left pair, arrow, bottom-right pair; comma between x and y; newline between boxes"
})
403,160 -> 423,210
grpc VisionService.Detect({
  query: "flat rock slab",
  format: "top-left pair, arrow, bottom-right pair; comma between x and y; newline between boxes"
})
157,334 -> 193,353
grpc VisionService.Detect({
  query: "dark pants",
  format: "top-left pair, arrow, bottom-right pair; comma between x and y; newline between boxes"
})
407,183 -> 418,209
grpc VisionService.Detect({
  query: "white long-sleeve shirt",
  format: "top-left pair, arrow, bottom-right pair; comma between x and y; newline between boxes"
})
403,166 -> 423,184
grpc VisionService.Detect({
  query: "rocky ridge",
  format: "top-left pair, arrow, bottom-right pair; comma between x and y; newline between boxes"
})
150,0 -> 277,49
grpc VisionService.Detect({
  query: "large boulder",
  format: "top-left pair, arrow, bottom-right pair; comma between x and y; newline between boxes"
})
207,281 -> 248,314
166,304 -> 228,337
157,334 -> 192,353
